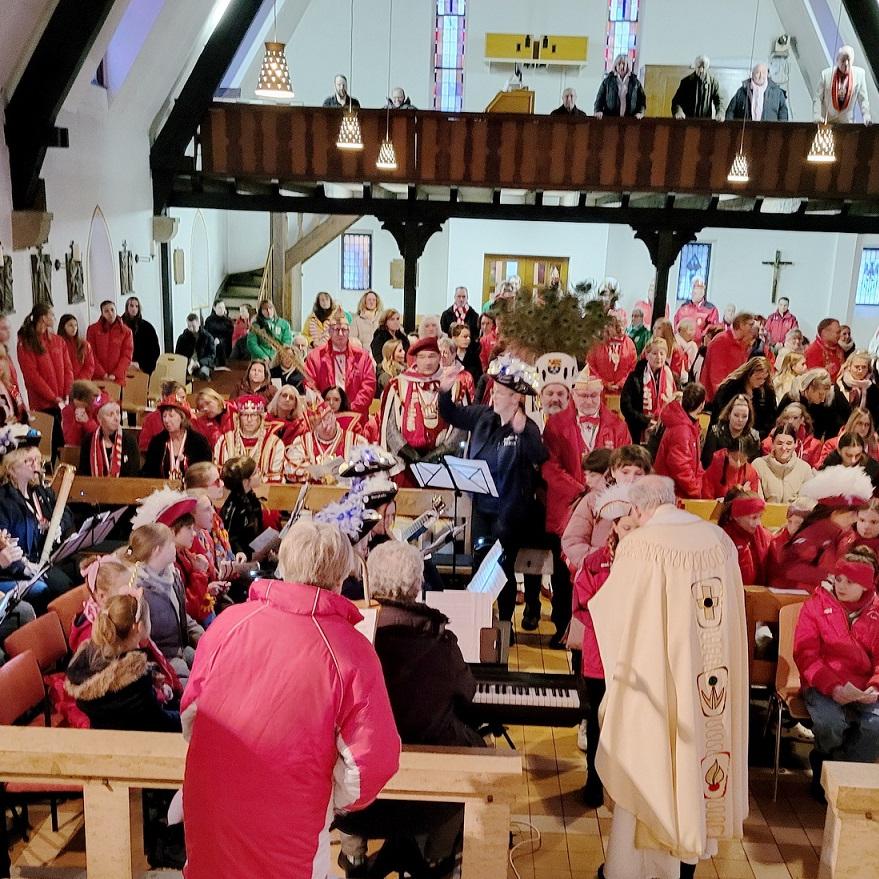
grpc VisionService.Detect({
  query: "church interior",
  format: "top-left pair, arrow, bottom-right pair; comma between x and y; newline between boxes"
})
3,1 -> 879,878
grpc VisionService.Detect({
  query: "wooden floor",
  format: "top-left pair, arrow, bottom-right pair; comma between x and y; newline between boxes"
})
10,598 -> 826,879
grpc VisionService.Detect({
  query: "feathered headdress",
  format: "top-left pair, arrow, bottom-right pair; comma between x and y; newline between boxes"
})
488,354 -> 540,396
799,465 -> 873,509
338,444 -> 398,479
594,483 -> 634,521
314,491 -> 380,544
130,487 -> 197,531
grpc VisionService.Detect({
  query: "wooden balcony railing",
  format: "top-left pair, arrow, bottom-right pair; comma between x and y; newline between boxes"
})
199,104 -> 879,201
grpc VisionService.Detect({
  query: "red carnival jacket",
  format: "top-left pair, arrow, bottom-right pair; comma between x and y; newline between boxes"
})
573,545 -> 612,679
804,338 -> 845,383
86,318 -> 133,385
721,519 -> 773,585
701,449 -> 762,500
62,336 -> 96,381
770,518 -> 847,592
17,333 -> 74,411
653,400 -> 703,499
304,342 -> 377,415
586,335 -> 638,392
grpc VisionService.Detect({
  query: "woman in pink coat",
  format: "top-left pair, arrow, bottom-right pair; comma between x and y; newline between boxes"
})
181,520 -> 400,879
572,485 -> 638,808
794,548 -> 879,798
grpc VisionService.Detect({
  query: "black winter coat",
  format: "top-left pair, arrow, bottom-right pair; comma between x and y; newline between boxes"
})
440,305 -> 482,378
220,489 -> 264,556
776,392 -> 849,442
204,313 -> 234,360
174,329 -> 216,370
78,429 -> 141,476
594,72 -> 647,116
65,645 -> 181,732
370,327 -> 410,364
711,378 -> 777,438
122,316 -> 161,376
142,430 -> 213,478
373,598 -> 484,748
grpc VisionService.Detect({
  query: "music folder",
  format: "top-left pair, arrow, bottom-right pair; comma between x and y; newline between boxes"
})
411,456 -> 498,497
51,506 -> 129,565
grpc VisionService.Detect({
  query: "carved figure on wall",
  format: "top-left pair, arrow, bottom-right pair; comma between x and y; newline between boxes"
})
119,240 -> 135,296
0,255 -> 12,313
66,243 -> 85,304
30,248 -> 53,307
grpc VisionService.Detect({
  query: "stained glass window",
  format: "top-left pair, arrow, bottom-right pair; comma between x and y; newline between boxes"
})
855,248 -> 879,305
605,0 -> 640,73
676,242 -> 712,303
341,233 -> 372,291
433,0 -> 467,112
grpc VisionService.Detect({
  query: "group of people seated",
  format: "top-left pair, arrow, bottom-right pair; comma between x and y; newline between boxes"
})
4,268 -> 879,877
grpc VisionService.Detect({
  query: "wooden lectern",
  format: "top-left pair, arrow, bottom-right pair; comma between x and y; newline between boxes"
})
485,88 -> 535,114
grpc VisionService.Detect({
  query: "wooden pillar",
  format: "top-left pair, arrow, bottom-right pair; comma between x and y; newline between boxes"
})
270,212 -> 287,318
381,217 -> 444,332
460,796 -> 513,879
819,762 -> 879,879
632,226 -> 702,322
83,782 -> 137,879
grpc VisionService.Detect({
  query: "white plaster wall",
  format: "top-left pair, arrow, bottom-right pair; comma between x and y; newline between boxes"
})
604,224 -> 859,341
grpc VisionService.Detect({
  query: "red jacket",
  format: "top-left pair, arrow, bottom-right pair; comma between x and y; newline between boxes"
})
86,318 -> 133,385
764,311 -> 798,347
721,519 -> 772,585
804,338 -> 844,383
62,336 -> 96,381
61,403 -> 98,447
573,545 -> 612,679
304,342 -> 377,416
653,400 -> 703,498
17,333 -> 74,411
794,587 -> 879,695
191,408 -> 236,452
700,329 -> 749,401
673,299 -> 720,344
771,518 -> 847,592
701,449 -> 761,499
542,403 -> 631,535
181,579 -> 400,879
139,408 -> 163,453
587,336 -> 638,392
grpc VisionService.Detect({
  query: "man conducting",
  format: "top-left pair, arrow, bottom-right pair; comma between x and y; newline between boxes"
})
590,475 -> 748,879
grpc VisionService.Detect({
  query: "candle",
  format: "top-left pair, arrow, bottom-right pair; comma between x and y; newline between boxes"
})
71,243 -> 81,262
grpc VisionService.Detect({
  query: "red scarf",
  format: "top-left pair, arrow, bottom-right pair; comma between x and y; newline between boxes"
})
831,67 -> 853,112
642,364 -> 674,419
453,305 -> 468,324
90,429 -> 123,477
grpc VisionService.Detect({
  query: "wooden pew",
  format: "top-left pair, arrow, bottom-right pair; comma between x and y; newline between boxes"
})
744,585 -> 808,687
0,727 -> 521,879
683,498 -> 788,530
820,762 -> 879,878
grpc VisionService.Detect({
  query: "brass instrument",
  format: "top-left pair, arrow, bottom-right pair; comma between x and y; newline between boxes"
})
38,463 -> 75,569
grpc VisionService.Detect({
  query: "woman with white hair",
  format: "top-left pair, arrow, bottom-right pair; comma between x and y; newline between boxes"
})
336,539 -> 482,875
593,54 -> 647,118
180,520 -> 400,879
776,367 -> 849,441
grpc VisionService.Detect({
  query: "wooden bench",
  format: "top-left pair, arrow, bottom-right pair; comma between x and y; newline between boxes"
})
820,762 -> 879,879
683,498 -> 789,530
0,727 -> 520,879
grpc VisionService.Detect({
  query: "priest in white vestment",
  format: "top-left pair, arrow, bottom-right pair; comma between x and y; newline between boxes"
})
590,475 -> 749,879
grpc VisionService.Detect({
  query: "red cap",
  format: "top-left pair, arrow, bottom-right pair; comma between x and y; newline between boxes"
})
408,337 -> 440,357
156,497 -> 197,527
157,396 -> 192,418
236,394 -> 266,414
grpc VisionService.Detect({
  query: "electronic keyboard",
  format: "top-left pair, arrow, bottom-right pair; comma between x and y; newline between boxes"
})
469,668 -> 581,727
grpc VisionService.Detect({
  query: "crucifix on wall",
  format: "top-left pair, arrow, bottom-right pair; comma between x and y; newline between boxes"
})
761,250 -> 793,303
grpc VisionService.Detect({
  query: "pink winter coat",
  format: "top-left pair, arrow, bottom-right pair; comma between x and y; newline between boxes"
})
181,579 -> 401,879
573,545 -> 612,678
794,587 -> 879,695
304,342 -> 377,415
561,491 -> 611,572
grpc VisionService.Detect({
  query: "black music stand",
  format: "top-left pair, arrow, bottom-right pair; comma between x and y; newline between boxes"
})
411,456 -> 497,584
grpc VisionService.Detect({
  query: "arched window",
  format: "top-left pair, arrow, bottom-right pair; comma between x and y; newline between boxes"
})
86,207 -> 116,310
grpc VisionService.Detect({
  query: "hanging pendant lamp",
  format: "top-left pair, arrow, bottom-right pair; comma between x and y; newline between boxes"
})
376,0 -> 397,170
807,124 -> 836,163
727,152 -> 750,183
255,2 -> 294,99
337,0 -> 363,151
728,0 -> 761,185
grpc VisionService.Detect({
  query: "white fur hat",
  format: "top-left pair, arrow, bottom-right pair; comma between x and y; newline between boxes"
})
594,483 -> 634,521
799,465 -> 873,509
536,352 -> 578,391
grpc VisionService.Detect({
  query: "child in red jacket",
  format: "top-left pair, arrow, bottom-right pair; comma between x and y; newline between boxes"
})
717,491 -> 772,585
794,548 -> 879,798
571,484 -> 638,809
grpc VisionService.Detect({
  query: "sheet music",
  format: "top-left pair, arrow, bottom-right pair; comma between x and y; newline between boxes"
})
424,591 -> 493,663
466,540 -> 506,601
445,456 -> 498,497
354,606 -> 379,644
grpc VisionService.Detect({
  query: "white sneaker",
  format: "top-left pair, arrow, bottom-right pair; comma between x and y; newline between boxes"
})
783,721 -> 815,743
577,720 -> 588,752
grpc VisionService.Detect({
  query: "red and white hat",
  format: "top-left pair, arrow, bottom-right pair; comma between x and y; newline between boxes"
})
236,394 -> 267,415
800,465 -> 873,510
130,488 -> 197,531
535,352 -> 578,391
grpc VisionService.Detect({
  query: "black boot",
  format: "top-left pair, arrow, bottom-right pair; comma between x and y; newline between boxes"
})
581,773 -> 604,809
679,862 -> 697,879
809,749 -> 827,804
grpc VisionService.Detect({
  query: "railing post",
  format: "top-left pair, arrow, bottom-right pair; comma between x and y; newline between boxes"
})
460,795 -> 512,879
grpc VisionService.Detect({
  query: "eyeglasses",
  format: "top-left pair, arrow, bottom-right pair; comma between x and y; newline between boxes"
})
330,326 -> 350,334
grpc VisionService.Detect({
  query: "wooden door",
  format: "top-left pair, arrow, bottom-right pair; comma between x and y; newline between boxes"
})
482,255 -> 570,304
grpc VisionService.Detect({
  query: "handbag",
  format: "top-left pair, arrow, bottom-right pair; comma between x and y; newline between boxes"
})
564,615 -> 585,650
